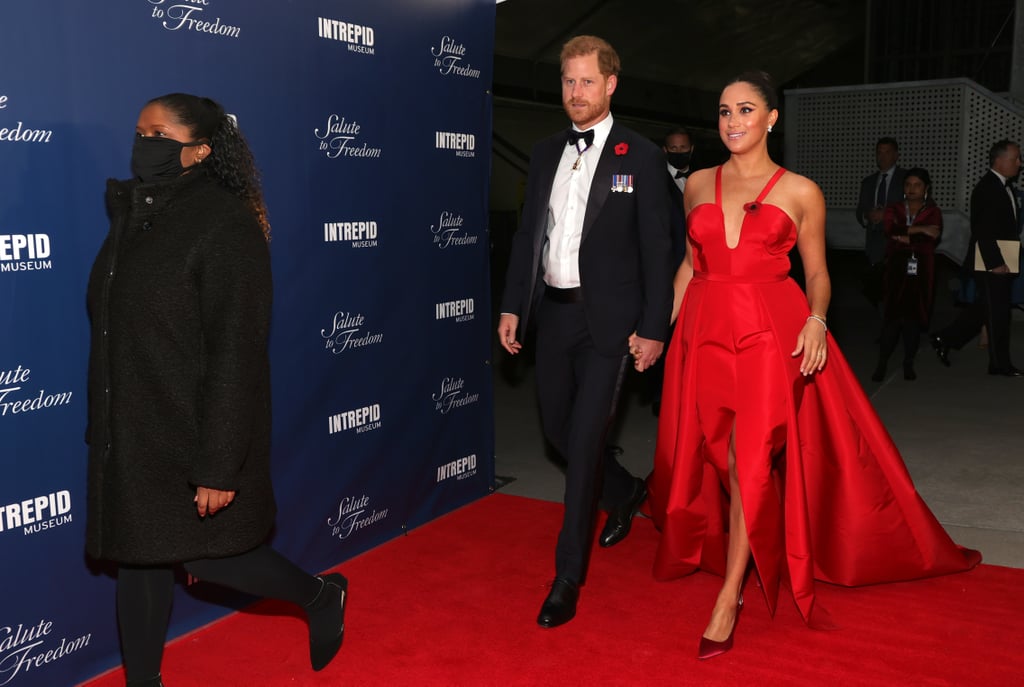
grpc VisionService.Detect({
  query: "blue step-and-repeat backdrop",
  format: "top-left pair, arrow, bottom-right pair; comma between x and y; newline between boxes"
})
0,1 -> 496,684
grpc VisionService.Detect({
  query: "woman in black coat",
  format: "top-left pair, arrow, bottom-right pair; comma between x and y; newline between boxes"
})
86,94 -> 346,686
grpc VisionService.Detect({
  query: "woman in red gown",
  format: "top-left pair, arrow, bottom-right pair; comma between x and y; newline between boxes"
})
644,72 -> 980,660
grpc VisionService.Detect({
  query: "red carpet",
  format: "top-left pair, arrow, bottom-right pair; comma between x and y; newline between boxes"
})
82,493 -> 1022,686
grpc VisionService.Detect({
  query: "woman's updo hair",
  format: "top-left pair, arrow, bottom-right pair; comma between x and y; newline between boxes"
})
147,93 -> 271,241
725,71 -> 779,111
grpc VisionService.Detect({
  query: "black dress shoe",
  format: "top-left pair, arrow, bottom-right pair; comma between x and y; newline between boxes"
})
871,363 -> 886,382
599,477 -> 647,548
929,335 -> 951,367
306,573 -> 348,671
988,366 -> 1024,377
537,577 -> 579,628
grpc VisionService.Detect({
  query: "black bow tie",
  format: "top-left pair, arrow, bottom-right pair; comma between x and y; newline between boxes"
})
674,170 -> 687,179
567,128 -> 595,148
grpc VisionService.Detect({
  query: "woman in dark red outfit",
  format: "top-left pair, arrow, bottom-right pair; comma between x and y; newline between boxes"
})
873,168 -> 942,381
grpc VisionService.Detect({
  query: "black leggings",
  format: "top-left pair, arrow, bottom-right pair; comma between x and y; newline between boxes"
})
878,318 -> 922,366
117,545 -> 320,684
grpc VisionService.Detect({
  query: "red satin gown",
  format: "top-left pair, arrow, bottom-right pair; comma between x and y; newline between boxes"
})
647,167 -> 980,627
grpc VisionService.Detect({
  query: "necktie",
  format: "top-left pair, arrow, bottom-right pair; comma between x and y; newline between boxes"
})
567,128 -> 595,151
875,172 -> 887,207
674,170 -> 687,179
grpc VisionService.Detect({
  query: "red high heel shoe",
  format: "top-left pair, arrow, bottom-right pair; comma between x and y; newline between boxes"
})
697,595 -> 743,660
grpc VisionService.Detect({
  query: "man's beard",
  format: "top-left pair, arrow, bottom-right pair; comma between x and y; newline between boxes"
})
564,99 -> 605,127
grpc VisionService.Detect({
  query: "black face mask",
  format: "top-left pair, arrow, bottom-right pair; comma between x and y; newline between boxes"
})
666,151 -> 692,170
130,136 -> 203,183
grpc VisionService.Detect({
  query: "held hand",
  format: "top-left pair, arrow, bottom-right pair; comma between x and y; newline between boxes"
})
628,333 -> 664,372
867,207 -> 884,224
991,264 -> 1010,274
792,320 -> 828,376
497,314 -> 522,355
195,486 -> 236,518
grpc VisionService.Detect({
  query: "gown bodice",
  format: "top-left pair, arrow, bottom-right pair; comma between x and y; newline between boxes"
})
687,166 -> 795,281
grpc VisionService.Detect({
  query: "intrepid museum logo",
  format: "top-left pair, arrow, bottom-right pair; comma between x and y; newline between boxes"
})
0,617 -> 92,686
430,211 -> 478,249
435,297 -> 474,323
0,365 -> 72,418
430,35 -> 481,78
317,16 -> 375,55
435,131 -> 475,158
323,220 -> 378,248
146,0 -> 241,39
432,376 -> 479,415
436,453 -> 477,483
328,403 -> 381,436
0,490 -> 72,538
314,115 -> 382,159
326,494 -> 389,541
320,311 -> 383,355
0,234 -> 52,273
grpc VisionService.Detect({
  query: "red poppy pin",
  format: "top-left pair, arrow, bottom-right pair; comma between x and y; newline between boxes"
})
614,142 -> 629,156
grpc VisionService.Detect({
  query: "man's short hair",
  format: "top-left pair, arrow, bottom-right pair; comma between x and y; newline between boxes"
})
876,137 -> 899,151
989,139 -> 1019,166
560,35 -> 620,77
663,127 -> 691,147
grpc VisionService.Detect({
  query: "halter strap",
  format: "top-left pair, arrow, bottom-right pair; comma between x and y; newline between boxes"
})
714,166 -> 787,205
756,167 -> 787,203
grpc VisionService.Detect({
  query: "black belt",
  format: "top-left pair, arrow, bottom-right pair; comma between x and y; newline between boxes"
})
544,285 -> 583,303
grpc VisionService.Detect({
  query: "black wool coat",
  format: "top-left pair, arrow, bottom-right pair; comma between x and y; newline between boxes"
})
85,170 -> 275,565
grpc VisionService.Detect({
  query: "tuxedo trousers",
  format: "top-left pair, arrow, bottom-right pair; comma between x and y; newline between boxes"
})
534,295 -> 634,583
938,272 -> 1014,370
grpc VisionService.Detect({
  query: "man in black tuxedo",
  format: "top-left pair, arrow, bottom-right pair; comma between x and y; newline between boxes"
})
856,138 -> 906,305
932,140 -> 1022,376
497,35 -> 672,628
662,127 -> 692,268
638,127 -> 692,417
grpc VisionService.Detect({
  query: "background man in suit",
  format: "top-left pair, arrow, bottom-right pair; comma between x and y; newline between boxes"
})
497,35 -> 673,628
664,127 -> 694,195
640,127 -> 693,417
932,140 -> 1022,376
857,137 -> 906,305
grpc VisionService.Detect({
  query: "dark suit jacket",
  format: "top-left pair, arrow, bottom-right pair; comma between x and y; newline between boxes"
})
501,121 -> 673,355
666,168 -> 687,269
856,166 -> 906,228
970,171 -> 1020,271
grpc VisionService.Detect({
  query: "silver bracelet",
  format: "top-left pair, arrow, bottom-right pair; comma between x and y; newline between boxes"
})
806,315 -> 827,332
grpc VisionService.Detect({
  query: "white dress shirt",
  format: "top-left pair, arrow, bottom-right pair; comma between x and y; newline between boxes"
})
877,165 -> 897,202
543,113 -> 614,288
667,163 -> 687,194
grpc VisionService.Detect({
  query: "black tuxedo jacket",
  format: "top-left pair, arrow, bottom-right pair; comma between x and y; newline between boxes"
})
666,168 -> 687,269
501,121 -> 673,355
856,166 -> 906,228
970,171 -> 1020,270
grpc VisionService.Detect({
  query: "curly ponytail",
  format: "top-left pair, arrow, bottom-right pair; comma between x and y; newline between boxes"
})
147,93 -> 271,241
